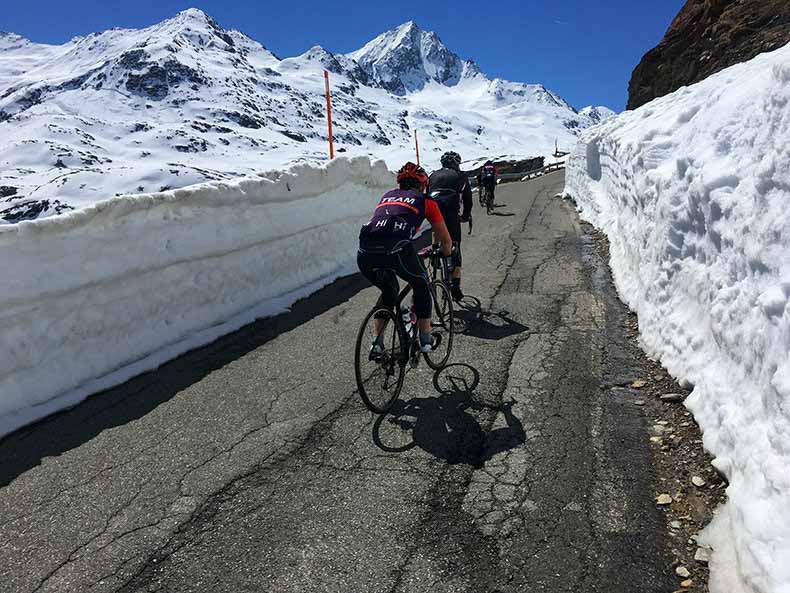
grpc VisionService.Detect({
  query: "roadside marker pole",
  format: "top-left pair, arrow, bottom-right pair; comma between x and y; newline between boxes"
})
414,129 -> 420,166
324,70 -> 334,160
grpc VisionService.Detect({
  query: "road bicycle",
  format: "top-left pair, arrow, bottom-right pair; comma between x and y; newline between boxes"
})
480,183 -> 495,214
354,252 -> 454,414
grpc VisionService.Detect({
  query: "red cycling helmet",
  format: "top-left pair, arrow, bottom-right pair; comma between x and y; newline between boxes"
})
396,162 -> 429,187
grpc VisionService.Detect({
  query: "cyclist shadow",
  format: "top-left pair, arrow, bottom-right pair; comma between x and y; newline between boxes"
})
453,296 -> 528,341
488,203 -> 515,217
372,364 -> 526,468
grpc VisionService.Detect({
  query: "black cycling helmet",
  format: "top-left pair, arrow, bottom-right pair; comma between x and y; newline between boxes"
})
440,151 -> 462,170
485,160 -> 493,165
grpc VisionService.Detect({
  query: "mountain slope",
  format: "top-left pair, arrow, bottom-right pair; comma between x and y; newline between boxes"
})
0,10 -> 609,222
347,21 -> 471,94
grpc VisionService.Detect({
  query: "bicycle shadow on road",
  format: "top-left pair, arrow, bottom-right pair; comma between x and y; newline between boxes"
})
453,296 -> 528,341
372,364 -> 526,468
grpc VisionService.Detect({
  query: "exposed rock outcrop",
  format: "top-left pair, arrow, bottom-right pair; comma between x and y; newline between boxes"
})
628,0 -> 790,110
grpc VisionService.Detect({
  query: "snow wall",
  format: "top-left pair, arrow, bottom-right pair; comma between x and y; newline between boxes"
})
565,44 -> 790,593
0,156 -> 392,437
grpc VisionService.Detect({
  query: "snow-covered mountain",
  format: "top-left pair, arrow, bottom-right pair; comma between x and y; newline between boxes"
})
347,21 -> 476,94
0,9 -> 610,222
578,105 -> 616,125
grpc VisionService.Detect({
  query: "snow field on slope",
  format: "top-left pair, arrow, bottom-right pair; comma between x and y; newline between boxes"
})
0,10 -> 605,221
565,43 -> 790,593
0,156 -> 391,437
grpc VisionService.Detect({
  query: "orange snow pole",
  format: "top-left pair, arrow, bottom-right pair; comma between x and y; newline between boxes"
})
324,70 -> 334,160
414,129 -> 420,166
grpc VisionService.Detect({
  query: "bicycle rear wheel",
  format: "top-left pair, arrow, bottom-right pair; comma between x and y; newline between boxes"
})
424,280 -> 454,369
354,307 -> 406,414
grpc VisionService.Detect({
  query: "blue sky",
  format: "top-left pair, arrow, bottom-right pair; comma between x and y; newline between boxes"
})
2,0 -> 686,111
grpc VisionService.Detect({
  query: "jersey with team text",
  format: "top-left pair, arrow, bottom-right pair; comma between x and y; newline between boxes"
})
359,189 -> 443,246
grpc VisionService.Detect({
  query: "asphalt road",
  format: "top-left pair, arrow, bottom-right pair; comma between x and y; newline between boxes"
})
0,171 -> 675,593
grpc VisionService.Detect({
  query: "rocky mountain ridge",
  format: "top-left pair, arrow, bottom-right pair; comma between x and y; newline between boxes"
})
0,8 -> 610,222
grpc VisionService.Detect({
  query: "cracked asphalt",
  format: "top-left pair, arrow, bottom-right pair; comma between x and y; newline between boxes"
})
0,172 -> 675,593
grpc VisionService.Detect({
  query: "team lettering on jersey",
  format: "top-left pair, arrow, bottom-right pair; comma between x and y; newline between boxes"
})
380,196 -> 417,206
360,189 -> 428,245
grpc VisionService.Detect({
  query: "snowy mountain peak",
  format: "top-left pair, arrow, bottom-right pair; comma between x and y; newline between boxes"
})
0,32 -> 31,50
168,8 -> 215,27
461,58 -> 483,79
176,7 -> 210,19
347,21 -> 465,94
0,9 -> 609,222
579,105 -> 616,124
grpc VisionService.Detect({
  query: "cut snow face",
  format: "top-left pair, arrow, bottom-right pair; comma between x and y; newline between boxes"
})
0,156 -> 392,437
0,9 -> 609,222
565,42 -> 790,593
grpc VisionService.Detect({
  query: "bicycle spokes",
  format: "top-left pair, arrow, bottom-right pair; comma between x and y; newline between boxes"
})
424,280 -> 454,369
355,307 -> 406,414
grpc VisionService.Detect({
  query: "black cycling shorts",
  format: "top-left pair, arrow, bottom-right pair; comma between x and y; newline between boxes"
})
452,241 -> 462,268
357,242 -> 432,319
440,204 -> 463,243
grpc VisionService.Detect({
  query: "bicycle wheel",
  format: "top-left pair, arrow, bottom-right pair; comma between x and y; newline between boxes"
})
354,307 -> 406,414
424,280 -> 454,369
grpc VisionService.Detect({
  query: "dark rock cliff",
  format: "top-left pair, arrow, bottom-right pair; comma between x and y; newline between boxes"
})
628,0 -> 790,110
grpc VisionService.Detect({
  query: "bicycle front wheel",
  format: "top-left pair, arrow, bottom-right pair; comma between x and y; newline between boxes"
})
424,280 -> 454,369
354,307 -> 406,414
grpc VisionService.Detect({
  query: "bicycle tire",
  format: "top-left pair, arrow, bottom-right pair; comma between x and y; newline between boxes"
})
483,187 -> 492,214
354,307 -> 406,414
424,279 -> 454,369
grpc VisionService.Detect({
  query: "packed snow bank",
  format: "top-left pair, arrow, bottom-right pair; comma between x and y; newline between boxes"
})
565,43 -> 790,593
0,156 -> 391,437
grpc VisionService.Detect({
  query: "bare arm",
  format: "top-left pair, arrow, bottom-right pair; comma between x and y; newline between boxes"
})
431,220 -> 453,256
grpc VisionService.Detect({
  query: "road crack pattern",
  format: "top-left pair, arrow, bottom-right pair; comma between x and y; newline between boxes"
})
0,174 -> 674,593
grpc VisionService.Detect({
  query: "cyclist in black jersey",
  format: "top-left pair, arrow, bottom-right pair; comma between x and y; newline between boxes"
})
428,151 -> 473,301
357,162 -> 453,355
481,160 -> 498,206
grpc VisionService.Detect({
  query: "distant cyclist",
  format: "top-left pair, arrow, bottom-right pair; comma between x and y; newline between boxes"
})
357,162 -> 453,355
481,160 -> 498,206
428,151 -> 473,301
